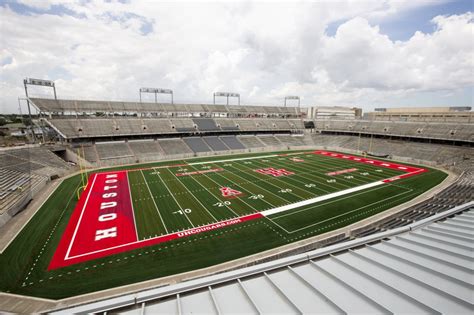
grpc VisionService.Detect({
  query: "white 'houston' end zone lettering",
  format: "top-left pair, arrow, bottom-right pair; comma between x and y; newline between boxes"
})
99,213 -> 117,222
95,173 -> 120,241
95,227 -> 117,240
100,201 -> 117,209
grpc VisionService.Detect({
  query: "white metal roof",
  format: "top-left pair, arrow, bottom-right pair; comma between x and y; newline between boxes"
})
50,202 -> 474,314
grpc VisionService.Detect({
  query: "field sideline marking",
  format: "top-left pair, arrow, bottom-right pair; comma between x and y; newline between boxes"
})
266,158 -> 333,194
193,163 -> 276,212
65,214 -> 261,260
288,154 -> 391,188
261,180 -> 384,217
140,170 -> 169,234
212,163 -> 285,206
282,189 -> 413,234
241,159 -> 318,198
126,171 -> 139,241
154,169 -> 195,228
184,164 -> 241,217
166,168 -> 219,222
187,154 -> 279,166
65,173 -> 98,260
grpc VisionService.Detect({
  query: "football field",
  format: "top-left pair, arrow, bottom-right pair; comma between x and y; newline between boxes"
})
50,150 -> 427,269
1,149 -> 448,299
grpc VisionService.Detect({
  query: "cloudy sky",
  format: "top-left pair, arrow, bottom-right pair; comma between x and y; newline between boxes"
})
0,0 -> 473,113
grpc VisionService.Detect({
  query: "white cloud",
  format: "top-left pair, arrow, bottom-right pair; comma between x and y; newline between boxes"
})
0,0 -> 472,113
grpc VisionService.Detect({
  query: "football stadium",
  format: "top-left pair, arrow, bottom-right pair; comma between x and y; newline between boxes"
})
1,1 -> 473,314
0,88 -> 472,313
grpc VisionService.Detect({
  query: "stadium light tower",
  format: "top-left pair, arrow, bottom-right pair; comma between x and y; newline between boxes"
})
139,87 -> 173,104
284,96 -> 300,108
23,78 -> 57,143
213,92 -> 240,105
23,77 -> 57,115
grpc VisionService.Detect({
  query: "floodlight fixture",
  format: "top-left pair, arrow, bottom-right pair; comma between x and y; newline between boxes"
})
284,96 -> 300,108
23,78 -> 57,100
23,78 -> 57,143
213,92 -> 240,105
139,87 -> 173,104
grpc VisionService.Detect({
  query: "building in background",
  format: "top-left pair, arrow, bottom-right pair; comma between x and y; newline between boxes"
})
366,106 -> 472,123
304,106 -> 362,120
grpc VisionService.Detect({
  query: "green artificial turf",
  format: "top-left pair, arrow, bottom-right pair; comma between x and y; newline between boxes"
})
0,150 -> 447,299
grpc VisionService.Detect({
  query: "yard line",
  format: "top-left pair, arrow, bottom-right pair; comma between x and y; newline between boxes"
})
278,156 -> 368,188
140,170 -> 169,234
278,155 -> 392,189
306,155 -> 414,190
180,167 -> 241,218
250,159 -> 332,195
269,182 -> 397,219
306,153 -> 404,179
284,189 -> 414,234
165,168 -> 219,222
265,158 -> 341,193
209,163 -> 289,206
229,161 -> 309,200
153,168 -> 195,228
126,171 -> 139,241
187,164 -> 272,212
268,157 -> 359,190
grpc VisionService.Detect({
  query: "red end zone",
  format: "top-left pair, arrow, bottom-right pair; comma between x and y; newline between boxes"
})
49,171 -> 138,269
49,170 -> 262,270
312,150 -> 427,180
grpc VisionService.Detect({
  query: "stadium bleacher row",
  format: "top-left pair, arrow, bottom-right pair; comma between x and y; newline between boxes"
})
78,134 -> 309,164
30,98 -> 301,116
45,118 -> 305,139
0,147 -> 71,219
76,133 -> 473,176
310,134 -> 473,170
315,119 -> 473,142
353,170 -> 474,237
0,168 -> 46,217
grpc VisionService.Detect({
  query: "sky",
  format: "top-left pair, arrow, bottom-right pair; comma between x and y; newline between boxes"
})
0,0 -> 473,114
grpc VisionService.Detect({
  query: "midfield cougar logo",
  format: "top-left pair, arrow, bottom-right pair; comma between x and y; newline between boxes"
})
220,187 -> 242,198
254,168 -> 295,177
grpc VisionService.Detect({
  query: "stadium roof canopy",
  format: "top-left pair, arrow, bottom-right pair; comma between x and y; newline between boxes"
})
50,201 -> 474,314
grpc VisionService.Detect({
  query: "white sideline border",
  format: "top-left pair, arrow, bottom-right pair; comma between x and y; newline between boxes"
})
65,173 -> 98,260
260,180 -> 384,216
187,151 -> 306,166
187,154 -> 279,165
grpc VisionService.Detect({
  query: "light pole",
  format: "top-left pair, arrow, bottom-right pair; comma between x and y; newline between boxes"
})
213,92 -> 240,105
139,88 -> 174,104
23,78 -> 57,143
284,96 -> 300,108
